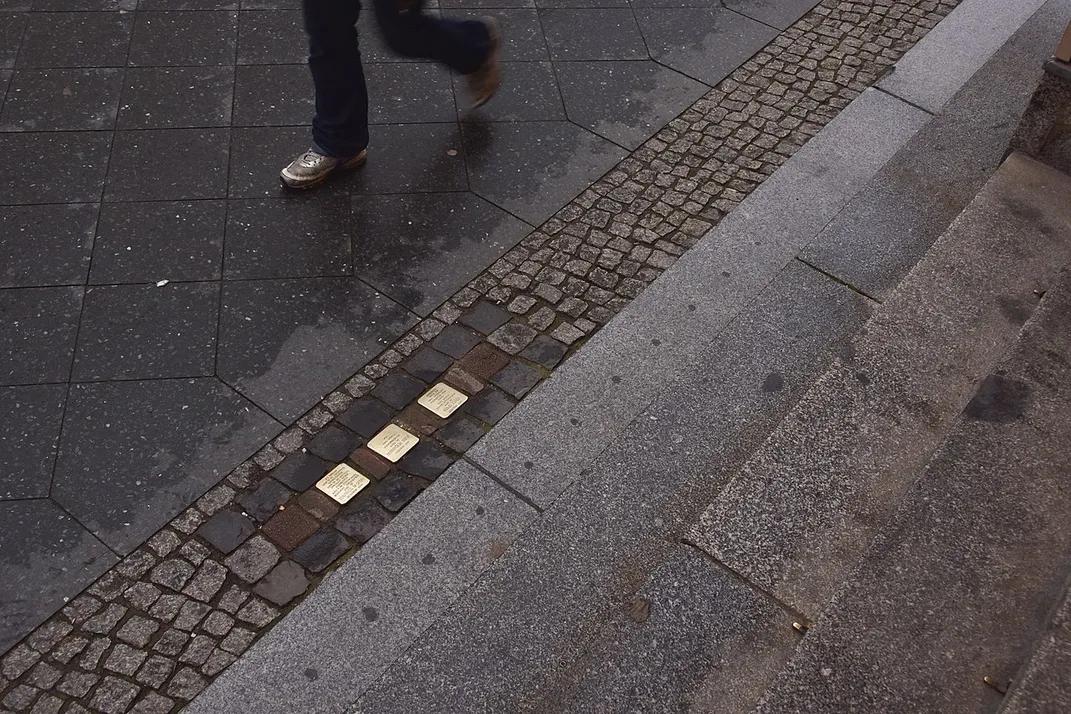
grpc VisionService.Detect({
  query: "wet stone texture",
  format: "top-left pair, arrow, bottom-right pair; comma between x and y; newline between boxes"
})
0,0 -> 958,710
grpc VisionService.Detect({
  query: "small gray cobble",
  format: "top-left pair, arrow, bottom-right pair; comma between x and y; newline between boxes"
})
166,667 -> 207,701
116,617 -> 160,649
89,676 -> 140,714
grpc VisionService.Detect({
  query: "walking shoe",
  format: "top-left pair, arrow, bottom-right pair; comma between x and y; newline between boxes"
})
467,17 -> 501,110
279,148 -> 367,189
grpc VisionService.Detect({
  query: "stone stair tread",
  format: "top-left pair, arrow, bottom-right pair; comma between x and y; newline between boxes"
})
688,151 -> 1071,618
349,261 -> 869,714
752,266 -> 1071,714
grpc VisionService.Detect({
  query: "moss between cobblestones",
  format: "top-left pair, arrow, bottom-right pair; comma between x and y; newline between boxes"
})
0,0 -> 959,711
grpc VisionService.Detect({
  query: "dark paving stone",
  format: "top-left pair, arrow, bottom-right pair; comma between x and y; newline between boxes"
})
725,0 -> 822,30
230,126 -> 349,199
270,452 -> 333,491
196,509 -> 256,554
224,197 -> 351,279
352,123 -> 468,194
237,10 -> 306,64
0,132 -> 111,205
334,497 -> 392,544
298,489 -> 340,520
402,347 -> 454,382
118,67 -> 234,129
106,129 -> 230,201
431,324 -> 481,358
0,13 -> 27,69
0,384 -> 66,500
555,60 -> 708,149
0,286 -> 82,386
490,360 -> 542,398
440,0 -> 534,7
398,402 -> 445,436
0,69 -> 9,103
460,301 -> 512,335
72,283 -> 219,381
444,364 -> 486,395
540,9 -> 646,60
129,11 -> 238,67
533,0 -> 627,5
236,478 -> 292,522
0,500 -> 117,654
233,64 -> 313,126
139,0 -> 237,9
353,192 -> 531,316
371,372 -> 426,410
455,9 -> 548,60
456,62 -> 565,122
90,200 -> 226,284
337,397 -> 394,439
397,440 -> 453,480
252,561 -> 309,606
218,278 -> 417,423
462,120 -> 627,224
436,417 -> 485,453
243,0 -> 301,10
635,7 -> 778,85
464,387 -> 516,424
349,446 -> 392,480
306,423 -> 363,462
456,342 -> 509,380
375,473 -> 424,512
262,506 -> 319,550
33,0 -> 136,8
366,63 -> 455,124
53,378 -> 280,554
290,526 -> 349,572
0,203 -> 97,288
520,334 -> 568,368
0,68 -> 123,131
17,12 -> 131,68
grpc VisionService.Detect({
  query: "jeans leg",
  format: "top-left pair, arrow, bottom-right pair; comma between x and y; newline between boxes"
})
372,0 -> 491,74
304,0 -> 369,157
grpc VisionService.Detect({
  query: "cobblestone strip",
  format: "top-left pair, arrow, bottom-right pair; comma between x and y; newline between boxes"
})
0,1 -> 959,712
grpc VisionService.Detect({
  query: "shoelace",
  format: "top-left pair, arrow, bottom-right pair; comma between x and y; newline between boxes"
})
299,151 -> 326,168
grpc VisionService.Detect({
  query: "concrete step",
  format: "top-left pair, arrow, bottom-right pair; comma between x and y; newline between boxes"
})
688,151 -> 1071,619
351,260 -> 870,714
1001,579 -> 1071,714
753,266 -> 1071,714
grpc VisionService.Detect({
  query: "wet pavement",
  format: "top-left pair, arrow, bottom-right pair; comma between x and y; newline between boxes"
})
0,0 -> 817,654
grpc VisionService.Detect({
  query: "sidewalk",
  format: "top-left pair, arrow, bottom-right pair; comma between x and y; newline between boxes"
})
0,0 -> 805,649
0,0 -> 977,711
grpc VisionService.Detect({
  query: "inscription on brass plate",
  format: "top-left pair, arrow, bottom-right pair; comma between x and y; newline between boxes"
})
418,383 -> 468,418
316,464 -> 370,505
367,424 -> 419,462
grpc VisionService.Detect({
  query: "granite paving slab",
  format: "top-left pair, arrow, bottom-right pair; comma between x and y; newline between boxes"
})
0,500 -> 118,654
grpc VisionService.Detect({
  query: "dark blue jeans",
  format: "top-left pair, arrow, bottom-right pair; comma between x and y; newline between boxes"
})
303,0 -> 491,158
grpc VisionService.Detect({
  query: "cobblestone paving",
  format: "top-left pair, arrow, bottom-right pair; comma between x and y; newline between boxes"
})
0,0 -> 959,711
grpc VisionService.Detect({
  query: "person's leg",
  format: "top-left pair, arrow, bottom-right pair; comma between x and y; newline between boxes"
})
281,0 -> 369,187
305,0 -> 369,157
372,0 -> 490,74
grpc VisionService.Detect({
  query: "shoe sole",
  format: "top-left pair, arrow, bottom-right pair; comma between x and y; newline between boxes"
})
280,151 -> 368,190
470,18 -> 501,110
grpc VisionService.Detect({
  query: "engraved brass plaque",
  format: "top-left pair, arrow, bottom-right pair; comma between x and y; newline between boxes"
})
316,463 -> 370,505
418,382 -> 468,418
367,424 -> 419,462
